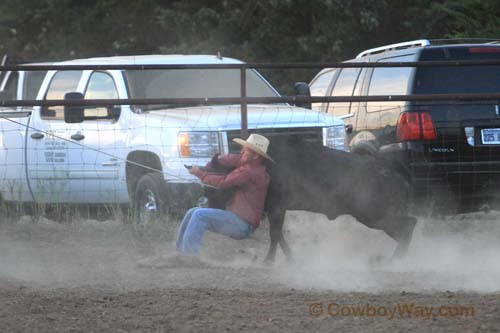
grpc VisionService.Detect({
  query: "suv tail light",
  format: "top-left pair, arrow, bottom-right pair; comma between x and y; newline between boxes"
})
469,47 -> 500,54
397,111 -> 437,141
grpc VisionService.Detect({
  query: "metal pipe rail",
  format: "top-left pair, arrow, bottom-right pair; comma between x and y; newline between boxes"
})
2,60 -> 500,137
3,59 -> 500,71
2,94 -> 500,108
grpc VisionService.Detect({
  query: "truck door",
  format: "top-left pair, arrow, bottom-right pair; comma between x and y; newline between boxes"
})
0,71 -> 32,202
26,70 -> 83,203
63,70 -> 127,204
27,70 -> 128,204
356,55 -> 414,151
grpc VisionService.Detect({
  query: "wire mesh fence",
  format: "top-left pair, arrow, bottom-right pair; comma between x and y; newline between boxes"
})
0,102 -> 343,222
1,58 -> 500,218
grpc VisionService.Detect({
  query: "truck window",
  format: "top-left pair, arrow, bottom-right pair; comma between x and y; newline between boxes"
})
2,71 -> 19,100
309,68 -> 337,112
42,70 -> 82,120
85,72 -> 118,99
327,68 -> 361,117
83,72 -> 119,118
23,71 -> 47,100
366,55 -> 414,113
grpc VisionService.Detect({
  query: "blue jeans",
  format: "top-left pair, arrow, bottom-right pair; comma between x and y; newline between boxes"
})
176,207 -> 254,255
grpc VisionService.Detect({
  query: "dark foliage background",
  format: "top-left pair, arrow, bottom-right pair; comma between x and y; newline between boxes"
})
1,0 -> 499,89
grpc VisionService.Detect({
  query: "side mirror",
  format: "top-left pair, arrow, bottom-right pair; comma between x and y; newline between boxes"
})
293,82 -> 311,109
64,92 -> 84,123
108,106 -> 121,119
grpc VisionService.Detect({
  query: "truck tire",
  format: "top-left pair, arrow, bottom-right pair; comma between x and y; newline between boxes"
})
133,172 -> 169,225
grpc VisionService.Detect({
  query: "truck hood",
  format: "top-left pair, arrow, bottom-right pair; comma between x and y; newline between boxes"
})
145,104 -> 342,131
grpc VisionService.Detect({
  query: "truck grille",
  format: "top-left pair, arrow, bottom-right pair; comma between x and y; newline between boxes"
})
226,127 -> 323,154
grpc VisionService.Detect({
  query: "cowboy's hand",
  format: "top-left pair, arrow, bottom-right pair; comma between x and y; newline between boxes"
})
188,165 -> 200,175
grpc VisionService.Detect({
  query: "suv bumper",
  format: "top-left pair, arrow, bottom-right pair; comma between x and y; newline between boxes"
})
410,160 -> 500,198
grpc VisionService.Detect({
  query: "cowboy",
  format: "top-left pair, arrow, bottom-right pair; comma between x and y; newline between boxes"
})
176,133 -> 272,256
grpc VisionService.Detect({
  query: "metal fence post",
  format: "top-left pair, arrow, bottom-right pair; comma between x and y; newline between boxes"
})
240,66 -> 248,139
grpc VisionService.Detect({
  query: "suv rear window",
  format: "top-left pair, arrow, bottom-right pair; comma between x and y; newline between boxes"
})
367,55 -> 414,113
414,47 -> 500,94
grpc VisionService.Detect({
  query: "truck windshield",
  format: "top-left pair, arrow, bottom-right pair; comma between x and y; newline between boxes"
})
124,68 -> 279,110
414,47 -> 500,94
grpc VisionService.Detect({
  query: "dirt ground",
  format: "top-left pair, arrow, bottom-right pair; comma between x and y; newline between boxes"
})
1,210 -> 500,332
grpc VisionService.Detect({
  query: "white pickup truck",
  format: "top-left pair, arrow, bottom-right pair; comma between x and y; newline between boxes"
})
0,55 -> 345,222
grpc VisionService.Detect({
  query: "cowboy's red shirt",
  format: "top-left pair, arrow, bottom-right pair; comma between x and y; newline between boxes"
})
193,154 -> 270,227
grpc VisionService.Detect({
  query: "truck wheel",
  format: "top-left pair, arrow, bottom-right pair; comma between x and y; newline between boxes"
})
133,173 -> 169,225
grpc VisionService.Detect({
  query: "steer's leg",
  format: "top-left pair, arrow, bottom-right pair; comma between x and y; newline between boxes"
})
279,232 -> 293,263
264,209 -> 286,265
384,216 -> 418,258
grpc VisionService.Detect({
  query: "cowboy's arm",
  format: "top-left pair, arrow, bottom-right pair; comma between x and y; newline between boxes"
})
206,153 -> 240,168
194,165 -> 252,189
205,154 -> 241,169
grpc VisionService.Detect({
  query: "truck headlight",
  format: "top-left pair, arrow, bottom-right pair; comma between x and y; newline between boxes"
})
322,125 -> 347,151
178,131 -> 220,158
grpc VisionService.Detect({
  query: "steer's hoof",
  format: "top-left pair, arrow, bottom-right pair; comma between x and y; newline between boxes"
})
368,254 -> 390,268
391,243 -> 410,261
263,257 -> 275,266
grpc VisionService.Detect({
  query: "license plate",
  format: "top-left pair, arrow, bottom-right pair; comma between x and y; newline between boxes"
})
481,128 -> 500,144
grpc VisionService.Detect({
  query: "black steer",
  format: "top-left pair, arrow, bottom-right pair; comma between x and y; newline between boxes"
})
204,139 -> 417,264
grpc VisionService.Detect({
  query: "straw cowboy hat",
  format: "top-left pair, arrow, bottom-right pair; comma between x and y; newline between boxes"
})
233,133 -> 273,162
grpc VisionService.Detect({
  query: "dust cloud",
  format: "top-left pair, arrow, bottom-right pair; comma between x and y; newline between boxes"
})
0,215 -> 284,291
1,210 -> 500,293
282,211 -> 500,293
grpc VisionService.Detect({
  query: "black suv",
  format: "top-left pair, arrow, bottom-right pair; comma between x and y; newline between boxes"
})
309,39 -> 500,212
